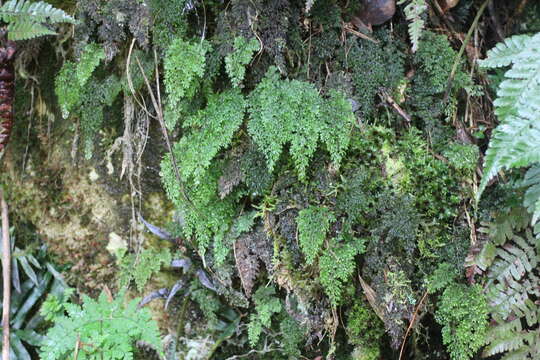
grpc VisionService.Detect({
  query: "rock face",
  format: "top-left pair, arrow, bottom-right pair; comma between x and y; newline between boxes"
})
1,48 -> 171,295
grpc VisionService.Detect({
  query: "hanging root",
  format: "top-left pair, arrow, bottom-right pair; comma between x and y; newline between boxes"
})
0,31 -> 16,155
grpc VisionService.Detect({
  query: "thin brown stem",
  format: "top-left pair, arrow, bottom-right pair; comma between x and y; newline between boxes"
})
398,290 -> 429,360
443,0 -> 489,103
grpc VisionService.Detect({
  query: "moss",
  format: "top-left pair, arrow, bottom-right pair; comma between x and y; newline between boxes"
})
345,31 -> 406,119
346,299 -> 385,353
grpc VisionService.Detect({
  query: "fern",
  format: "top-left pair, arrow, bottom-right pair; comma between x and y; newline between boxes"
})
248,67 -> 355,180
477,33 -> 540,216
79,75 -> 122,158
163,38 -> 209,129
40,290 -> 163,359
435,283 -> 489,360
247,286 -> 282,347
319,237 -> 365,305
522,165 -> 540,224
118,248 -> 173,292
477,209 -> 540,359
55,43 -> 105,119
296,206 -> 335,265
225,36 -> 259,88
160,159 -> 236,258
76,43 -> 106,87
160,89 -> 246,259
175,89 -> 246,184
398,0 -> 427,52
55,42 -> 121,158
0,0 -> 76,41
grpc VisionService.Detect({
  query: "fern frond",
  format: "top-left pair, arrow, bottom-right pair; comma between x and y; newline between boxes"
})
7,20 -> 54,40
483,211 -> 540,359
0,0 -> 75,24
478,34 -> 532,68
398,0 -> 427,52
522,165 -> 540,224
477,33 -> 540,199
0,0 -> 76,41
483,319 -> 525,357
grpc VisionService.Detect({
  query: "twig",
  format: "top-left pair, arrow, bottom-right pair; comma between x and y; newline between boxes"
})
379,89 -> 412,125
342,21 -> 378,43
134,53 -> 193,209
1,188 -> 10,360
398,290 -> 429,360
443,0 -> 489,103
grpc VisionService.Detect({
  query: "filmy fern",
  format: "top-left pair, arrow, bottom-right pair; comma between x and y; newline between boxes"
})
296,205 -> 335,265
118,247 -> 173,292
174,89 -> 246,185
164,38 -> 209,129
319,237 -> 364,305
397,0 -> 427,52
435,283 -> 489,360
55,42 -> 121,158
0,0 -> 76,41
55,43 -> 105,119
247,286 -> 282,347
40,290 -> 163,360
160,158 -> 235,258
225,36 -> 259,88
248,67 -> 355,180
477,33 -> 540,223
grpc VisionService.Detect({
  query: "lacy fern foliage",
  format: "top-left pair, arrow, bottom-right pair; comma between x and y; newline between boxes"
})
175,89 -> 246,184
435,283 -> 489,360
40,290 -> 163,359
225,36 -> 259,88
319,237 -> 364,305
55,43 -> 105,119
164,38 -> 209,129
0,0 -> 76,40
118,248 -> 173,292
248,286 -> 282,347
55,43 -> 121,158
478,33 -> 540,217
248,67 -> 354,180
297,206 -> 334,265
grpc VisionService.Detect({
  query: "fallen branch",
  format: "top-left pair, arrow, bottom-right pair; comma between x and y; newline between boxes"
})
1,188 -> 10,360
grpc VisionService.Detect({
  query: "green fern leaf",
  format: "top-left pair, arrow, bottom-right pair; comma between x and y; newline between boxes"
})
164,38 -> 209,129
478,33 -> 540,199
0,0 -> 76,24
0,0 -> 76,41
248,67 -> 354,180
176,89 -> 246,184
297,206 -> 335,265
225,36 -> 259,88
398,0 -> 427,52
523,168 -> 540,226
478,34 -> 532,68
7,20 -> 54,40
482,211 -> 540,359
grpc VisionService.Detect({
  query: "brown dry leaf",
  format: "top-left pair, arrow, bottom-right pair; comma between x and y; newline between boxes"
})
358,274 -> 385,321
234,233 -> 260,297
218,156 -> 244,199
